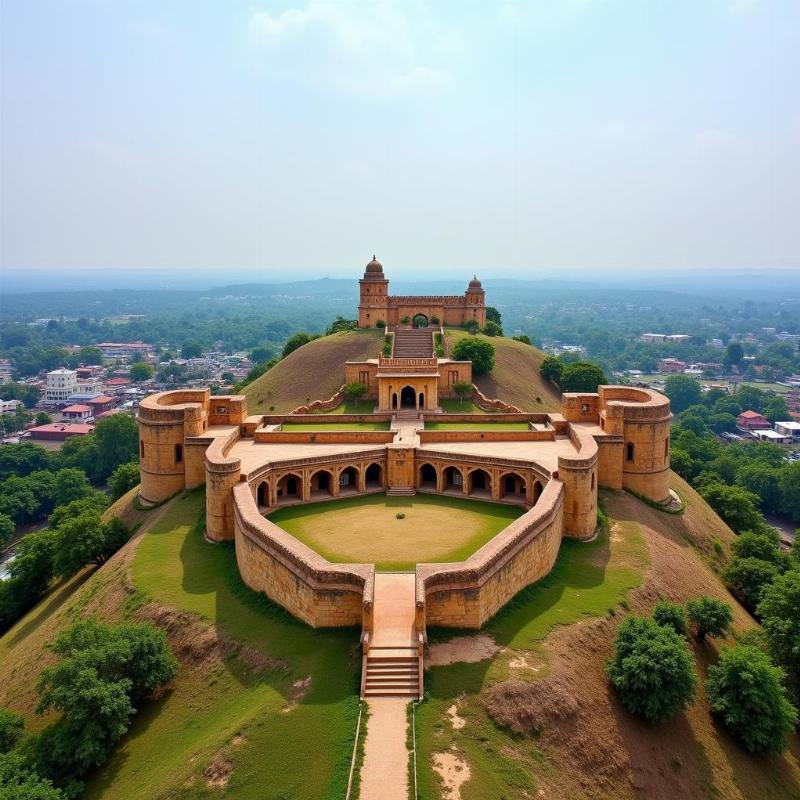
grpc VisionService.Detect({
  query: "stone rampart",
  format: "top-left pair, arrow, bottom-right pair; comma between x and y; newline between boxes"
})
471,385 -> 522,413
415,480 -> 564,630
419,429 -> 555,444
291,385 -> 346,414
254,430 -> 396,445
233,483 -> 374,630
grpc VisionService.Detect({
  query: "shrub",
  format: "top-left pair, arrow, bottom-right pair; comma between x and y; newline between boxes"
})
560,362 -> 607,393
452,338 -> 495,375
53,512 -> 132,578
395,512 -> 405,520
540,355 -> 564,386
652,601 -> 687,636
482,320 -> 502,337
430,315 -> 440,325
0,752 -> 64,799
731,530 -> 789,569
685,596 -> 733,640
0,514 -> 13,548
0,708 -> 23,754
706,645 -> 797,754
282,332 -> 312,358
375,319 -> 386,329
606,616 -> 697,723
464,319 -> 479,334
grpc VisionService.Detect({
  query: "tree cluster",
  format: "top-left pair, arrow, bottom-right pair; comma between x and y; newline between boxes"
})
539,355 -> 607,393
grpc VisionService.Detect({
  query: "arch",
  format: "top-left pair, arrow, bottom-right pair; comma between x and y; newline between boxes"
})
412,313 -> 428,328
338,465 -> 360,495
532,479 -> 544,504
309,468 -> 334,498
468,468 -> 492,498
418,392 -> 425,410
256,480 -> 269,509
444,465 -> 464,492
419,462 -> 438,489
276,472 -> 302,503
500,471 -> 526,500
400,385 -> 416,408
392,392 -> 398,410
365,462 -> 383,489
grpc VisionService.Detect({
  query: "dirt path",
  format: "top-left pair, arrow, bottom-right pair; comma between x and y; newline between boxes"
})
372,572 -> 416,647
359,698 -> 410,800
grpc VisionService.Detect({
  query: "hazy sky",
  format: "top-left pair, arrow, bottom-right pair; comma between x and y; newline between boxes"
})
1,0 -> 798,276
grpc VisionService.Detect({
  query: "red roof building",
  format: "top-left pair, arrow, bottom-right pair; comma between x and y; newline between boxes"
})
86,394 -> 116,412
26,423 -> 94,441
736,410 -> 771,431
61,404 -> 93,421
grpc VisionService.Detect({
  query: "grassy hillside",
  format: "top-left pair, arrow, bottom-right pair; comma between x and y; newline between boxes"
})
416,475 -> 800,800
242,329 -> 382,413
445,328 -> 561,411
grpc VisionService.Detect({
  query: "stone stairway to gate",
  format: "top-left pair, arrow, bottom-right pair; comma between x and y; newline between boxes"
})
361,573 -> 422,699
392,327 -> 434,358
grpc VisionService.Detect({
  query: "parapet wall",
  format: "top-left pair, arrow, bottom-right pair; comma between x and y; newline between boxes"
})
416,480 -> 564,630
233,483 -> 374,629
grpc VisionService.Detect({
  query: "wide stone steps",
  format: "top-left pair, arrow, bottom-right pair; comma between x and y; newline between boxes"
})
392,328 -> 434,358
364,648 -> 419,697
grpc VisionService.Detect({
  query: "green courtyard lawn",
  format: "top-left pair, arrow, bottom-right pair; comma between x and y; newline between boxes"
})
267,493 -> 524,572
322,399 -> 378,414
83,489 -> 362,800
438,398 -> 490,414
280,420 -> 390,431
415,494 -> 649,799
424,422 -> 530,431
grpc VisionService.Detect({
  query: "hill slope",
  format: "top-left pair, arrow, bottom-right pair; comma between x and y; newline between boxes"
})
445,328 -> 562,411
242,329 -> 382,413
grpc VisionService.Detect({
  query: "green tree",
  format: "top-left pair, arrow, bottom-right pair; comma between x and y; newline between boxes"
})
0,477 -> 39,525
560,362 -> 607,393
779,462 -> 800,523
706,645 -> 797,754
730,530 -> 788,568
652,601 -> 687,636
606,616 -> 697,723
249,345 -> 275,364
325,317 -> 357,335
539,355 -> 564,386
664,375 -> 703,413
52,469 -> 92,508
109,462 -> 140,500
47,493 -> 109,530
685,596 -> 733,640
758,570 -> 800,706
0,515 -> 13,548
763,396 -> 790,424
453,382 -> 473,406
724,341 -> 744,367
735,463 -> 785,516
53,512 -> 131,578
699,482 -> 764,533
0,709 -> 23,754
282,332 -> 312,358
128,362 -> 153,382
452,338 -> 495,375
343,382 -> 367,409
724,557 -> 780,613
0,443 -> 52,480
0,752 -> 64,800
482,320 -> 503,337
464,319 -> 479,334
92,414 -> 138,480
180,341 -> 202,359
35,412 -> 52,426
5,530 -> 57,609
512,334 -> 532,345
486,306 -> 502,326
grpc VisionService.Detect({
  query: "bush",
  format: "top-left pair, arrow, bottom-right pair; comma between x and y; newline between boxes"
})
452,338 -> 495,375
685,596 -> 733,640
0,514 -> 13,548
53,513 -> 132,578
282,332 -> 313,358
706,645 -> 797,754
652,601 -> 687,636
560,362 -> 607,393
731,530 -> 788,568
540,355 -> 564,385
0,752 -> 64,800
375,319 -> 386,329
0,709 -> 23,754
698,483 -> 765,534
606,616 -> 697,723
723,557 -> 780,613
464,319 -> 479,334
482,320 -> 502,337
109,462 -> 140,500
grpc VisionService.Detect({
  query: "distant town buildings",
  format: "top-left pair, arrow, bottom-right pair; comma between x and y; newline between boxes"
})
640,333 -> 691,343
45,368 -> 79,404
0,398 -> 22,415
25,422 -> 94,442
736,410 -> 771,431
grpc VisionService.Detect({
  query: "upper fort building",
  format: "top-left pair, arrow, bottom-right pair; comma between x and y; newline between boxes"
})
357,255 -> 487,329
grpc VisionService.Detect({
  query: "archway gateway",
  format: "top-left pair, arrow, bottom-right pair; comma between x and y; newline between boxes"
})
412,313 -> 429,328
276,473 -> 301,503
400,386 -> 417,408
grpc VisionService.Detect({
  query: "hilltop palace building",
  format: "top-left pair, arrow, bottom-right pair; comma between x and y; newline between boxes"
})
138,258 -> 672,699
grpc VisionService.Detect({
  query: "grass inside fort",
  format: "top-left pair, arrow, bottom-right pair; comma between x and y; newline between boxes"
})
424,421 -> 531,431
267,493 -> 524,571
280,420 -> 391,431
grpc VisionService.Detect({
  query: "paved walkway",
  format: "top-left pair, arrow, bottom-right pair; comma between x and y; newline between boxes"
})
372,573 -> 416,648
359,698 -> 410,800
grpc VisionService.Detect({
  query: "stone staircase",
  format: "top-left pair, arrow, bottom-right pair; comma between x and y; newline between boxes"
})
392,328 -> 434,358
362,647 -> 420,698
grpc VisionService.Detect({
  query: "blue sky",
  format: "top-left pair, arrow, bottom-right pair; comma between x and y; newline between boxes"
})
1,0 -> 798,277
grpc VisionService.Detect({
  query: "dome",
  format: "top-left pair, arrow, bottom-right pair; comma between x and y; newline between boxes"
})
365,255 -> 384,274
468,275 -> 483,290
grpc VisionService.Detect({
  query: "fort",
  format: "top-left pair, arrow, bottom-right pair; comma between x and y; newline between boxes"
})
137,258 -> 671,699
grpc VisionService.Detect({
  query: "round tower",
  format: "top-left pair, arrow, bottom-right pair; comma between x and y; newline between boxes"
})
358,255 -> 389,328
464,276 -> 486,328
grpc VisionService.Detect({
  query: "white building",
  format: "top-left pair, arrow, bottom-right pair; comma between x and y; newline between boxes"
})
0,360 -> 12,381
775,421 -> 800,442
754,429 -> 792,445
45,368 -> 79,405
